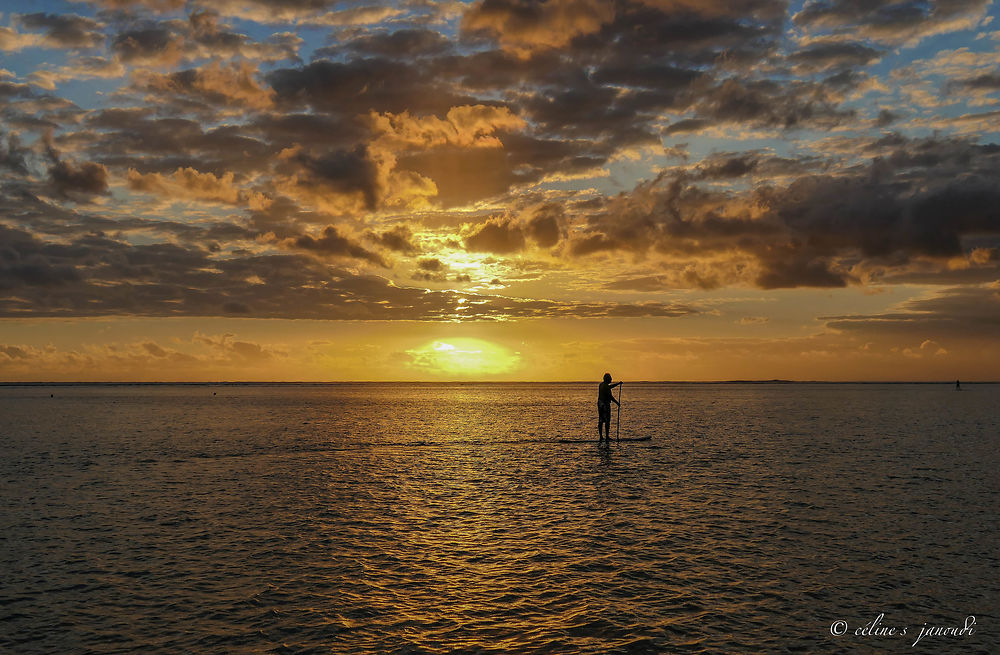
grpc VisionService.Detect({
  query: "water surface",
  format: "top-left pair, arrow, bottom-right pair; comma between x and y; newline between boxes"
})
1,383 -> 997,653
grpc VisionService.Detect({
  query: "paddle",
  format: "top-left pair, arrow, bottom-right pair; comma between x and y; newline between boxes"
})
616,382 -> 622,443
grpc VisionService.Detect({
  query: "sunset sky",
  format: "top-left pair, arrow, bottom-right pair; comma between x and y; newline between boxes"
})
1,0 -> 998,381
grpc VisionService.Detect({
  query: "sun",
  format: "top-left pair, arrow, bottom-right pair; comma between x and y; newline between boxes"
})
404,339 -> 521,377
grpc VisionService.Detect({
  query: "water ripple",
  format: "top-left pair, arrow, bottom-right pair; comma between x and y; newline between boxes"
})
2,383 -> 997,653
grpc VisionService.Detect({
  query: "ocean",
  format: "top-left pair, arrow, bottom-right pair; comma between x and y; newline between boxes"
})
1,382 -> 996,653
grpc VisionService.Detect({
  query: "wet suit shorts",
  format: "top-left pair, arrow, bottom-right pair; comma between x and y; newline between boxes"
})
598,400 -> 611,423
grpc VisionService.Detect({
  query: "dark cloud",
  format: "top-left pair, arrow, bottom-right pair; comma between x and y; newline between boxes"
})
788,41 -> 884,72
48,158 -> 109,198
525,204 -> 564,248
755,245 -> 848,289
417,257 -> 445,271
690,77 -> 855,129
285,226 -> 387,266
664,118 -> 712,135
793,0 -> 989,44
85,110 -> 275,175
875,109 -> 899,126
366,225 -> 420,255
136,61 -> 275,112
0,225 -> 82,289
570,233 -> 620,257
944,72 -> 1000,94
290,146 -> 379,211
501,132 -> 610,186
521,73 -> 665,140
568,135 -> 1000,288
0,131 -> 30,174
605,275 -> 670,292
187,9 -> 300,60
823,285 -> 1000,340
0,223 -> 699,321
591,63 -> 704,90
267,58 -> 475,116
327,28 -> 452,58
464,218 -> 526,254
248,112 -> 365,149
84,0 -> 186,12
44,137 -> 110,199
0,80 -> 37,101
111,25 -> 183,64
2,0 -> 996,329
16,12 -> 105,48
696,154 -> 759,179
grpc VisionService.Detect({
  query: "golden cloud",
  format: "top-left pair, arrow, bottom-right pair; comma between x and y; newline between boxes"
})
461,0 -> 615,58
127,167 -> 271,209
367,104 -> 526,149
137,60 -> 275,110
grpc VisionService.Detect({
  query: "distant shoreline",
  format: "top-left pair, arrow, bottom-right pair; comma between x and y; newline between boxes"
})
0,380 -> 994,386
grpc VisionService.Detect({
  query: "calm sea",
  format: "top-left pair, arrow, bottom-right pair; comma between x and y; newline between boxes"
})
1,383 -> 997,654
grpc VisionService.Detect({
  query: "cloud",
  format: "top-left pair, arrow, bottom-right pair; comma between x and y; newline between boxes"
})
0,26 -> 43,52
395,146 -> 512,207
0,130 -> 30,174
27,56 -> 125,90
793,0 -> 991,46
367,104 -> 525,149
688,77 -> 855,129
186,9 -> 302,61
135,61 -> 276,111
524,203 -> 565,248
278,145 -> 381,212
0,221 -> 703,321
78,0 -> 187,12
193,331 -> 284,361
14,12 -> 105,49
0,332 -> 290,381
823,284 -> 1000,341
461,0 -> 615,58
366,225 -> 420,255
788,40 -> 885,73
48,158 -> 109,198
127,166 -> 270,208
332,28 -> 452,58
463,217 -> 526,254
267,58 -> 474,117
111,24 -> 186,65
1,0 -> 998,341
362,104 -> 525,208
44,137 -> 110,199
282,225 -> 388,267
567,135 -> 1000,289
310,5 -> 405,26
417,257 -> 445,271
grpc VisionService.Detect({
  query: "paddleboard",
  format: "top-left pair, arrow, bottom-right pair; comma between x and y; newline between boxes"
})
557,436 -> 652,443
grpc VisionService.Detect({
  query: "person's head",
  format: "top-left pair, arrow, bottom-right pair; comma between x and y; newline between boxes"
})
603,372 -> 612,382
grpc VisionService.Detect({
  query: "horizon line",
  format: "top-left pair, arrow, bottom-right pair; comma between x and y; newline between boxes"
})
0,380 -> 993,386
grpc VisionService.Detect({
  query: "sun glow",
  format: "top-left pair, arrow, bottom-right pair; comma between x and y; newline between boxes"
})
405,339 -> 521,377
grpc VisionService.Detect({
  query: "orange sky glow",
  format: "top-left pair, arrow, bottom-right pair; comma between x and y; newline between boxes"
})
1,0 -> 999,381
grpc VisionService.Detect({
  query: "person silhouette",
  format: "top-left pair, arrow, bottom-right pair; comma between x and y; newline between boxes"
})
598,373 -> 622,445
956,379 -> 961,391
